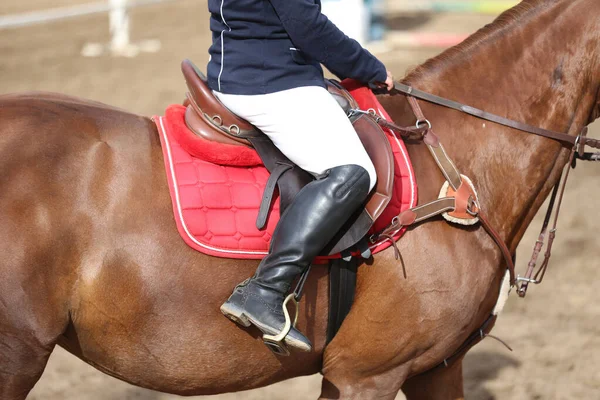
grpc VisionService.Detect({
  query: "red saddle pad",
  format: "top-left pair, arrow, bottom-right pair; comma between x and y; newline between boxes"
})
154,82 -> 417,259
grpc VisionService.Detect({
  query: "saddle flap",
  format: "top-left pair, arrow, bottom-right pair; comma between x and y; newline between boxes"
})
326,80 -> 359,112
354,114 -> 395,222
325,113 -> 395,255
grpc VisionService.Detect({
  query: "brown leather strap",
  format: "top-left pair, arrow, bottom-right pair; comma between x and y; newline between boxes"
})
478,212 -> 516,285
517,145 -> 577,297
348,108 -> 430,141
394,82 -> 595,149
427,144 -> 463,191
517,184 -> 560,295
409,198 -> 457,223
371,198 -> 456,241
256,163 -> 293,230
373,197 -> 516,285
375,118 -> 429,141
406,97 -> 463,190
429,314 -> 497,371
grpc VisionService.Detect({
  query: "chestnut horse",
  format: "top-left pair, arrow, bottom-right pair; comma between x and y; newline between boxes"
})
1,1 -> 599,399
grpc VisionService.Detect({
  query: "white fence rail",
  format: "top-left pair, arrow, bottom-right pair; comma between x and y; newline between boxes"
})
0,0 -> 179,56
0,0 -> 174,29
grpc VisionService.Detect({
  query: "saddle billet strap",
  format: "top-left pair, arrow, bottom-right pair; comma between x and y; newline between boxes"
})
517,145 -> 578,297
393,82 -> 596,149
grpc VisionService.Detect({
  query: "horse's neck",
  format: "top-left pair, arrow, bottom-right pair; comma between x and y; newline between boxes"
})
383,0 -> 599,248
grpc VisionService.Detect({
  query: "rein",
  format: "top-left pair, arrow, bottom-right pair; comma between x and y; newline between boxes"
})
392,82 -> 600,152
366,82 -> 599,298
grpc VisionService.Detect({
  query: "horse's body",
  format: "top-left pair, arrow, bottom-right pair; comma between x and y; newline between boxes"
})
0,1 -> 598,399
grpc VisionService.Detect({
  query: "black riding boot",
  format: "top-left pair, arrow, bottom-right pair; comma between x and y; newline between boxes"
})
220,164 -> 371,352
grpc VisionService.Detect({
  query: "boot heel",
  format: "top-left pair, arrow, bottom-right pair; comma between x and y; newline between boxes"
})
220,302 -> 251,327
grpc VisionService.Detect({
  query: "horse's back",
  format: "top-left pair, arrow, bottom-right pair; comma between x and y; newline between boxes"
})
0,91 -> 162,349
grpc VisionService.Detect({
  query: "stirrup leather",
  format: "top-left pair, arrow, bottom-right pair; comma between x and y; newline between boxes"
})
262,293 -> 299,356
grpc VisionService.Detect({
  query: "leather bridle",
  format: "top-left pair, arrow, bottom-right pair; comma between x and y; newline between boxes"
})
367,82 -> 600,298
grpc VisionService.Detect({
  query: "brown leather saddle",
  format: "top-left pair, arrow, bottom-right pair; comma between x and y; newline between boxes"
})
180,59 -> 394,255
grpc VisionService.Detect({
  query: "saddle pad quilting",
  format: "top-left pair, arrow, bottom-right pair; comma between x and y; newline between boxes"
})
155,82 -> 417,259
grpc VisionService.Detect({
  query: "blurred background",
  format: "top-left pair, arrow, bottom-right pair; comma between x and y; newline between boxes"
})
1,0 -> 598,398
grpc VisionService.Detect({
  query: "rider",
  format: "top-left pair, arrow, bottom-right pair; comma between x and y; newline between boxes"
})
207,0 -> 394,352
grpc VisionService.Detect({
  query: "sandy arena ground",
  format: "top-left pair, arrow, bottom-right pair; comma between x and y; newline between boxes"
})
1,1 -> 599,399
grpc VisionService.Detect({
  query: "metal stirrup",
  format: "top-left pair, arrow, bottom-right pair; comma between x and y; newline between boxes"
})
261,265 -> 312,356
262,294 -> 299,356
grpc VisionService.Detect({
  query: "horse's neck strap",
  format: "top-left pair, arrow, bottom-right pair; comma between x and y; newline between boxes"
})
393,82 -> 598,151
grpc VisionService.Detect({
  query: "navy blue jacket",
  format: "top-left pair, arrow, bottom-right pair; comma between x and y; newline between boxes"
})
207,0 -> 387,95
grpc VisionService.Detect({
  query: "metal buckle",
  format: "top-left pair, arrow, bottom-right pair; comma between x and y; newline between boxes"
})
369,216 -> 401,245
415,118 -> 432,130
466,197 -> 480,217
229,124 -> 240,135
348,108 -> 377,118
516,276 -> 539,284
262,293 -> 299,356
211,114 -> 223,126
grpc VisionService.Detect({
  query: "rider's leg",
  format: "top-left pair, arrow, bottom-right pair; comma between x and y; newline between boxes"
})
215,86 -> 375,351
215,86 -> 377,191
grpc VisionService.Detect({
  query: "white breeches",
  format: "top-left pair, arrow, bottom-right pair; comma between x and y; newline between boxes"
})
214,86 -> 377,191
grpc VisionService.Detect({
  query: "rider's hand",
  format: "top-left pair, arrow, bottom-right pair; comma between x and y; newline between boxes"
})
385,70 -> 394,91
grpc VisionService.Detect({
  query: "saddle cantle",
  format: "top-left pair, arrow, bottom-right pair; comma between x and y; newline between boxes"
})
179,59 -> 395,255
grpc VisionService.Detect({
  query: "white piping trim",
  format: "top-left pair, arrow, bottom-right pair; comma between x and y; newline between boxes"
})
217,0 -> 231,91
158,117 -> 268,256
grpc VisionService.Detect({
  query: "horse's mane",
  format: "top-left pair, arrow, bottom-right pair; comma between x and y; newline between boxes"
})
403,0 -> 555,83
